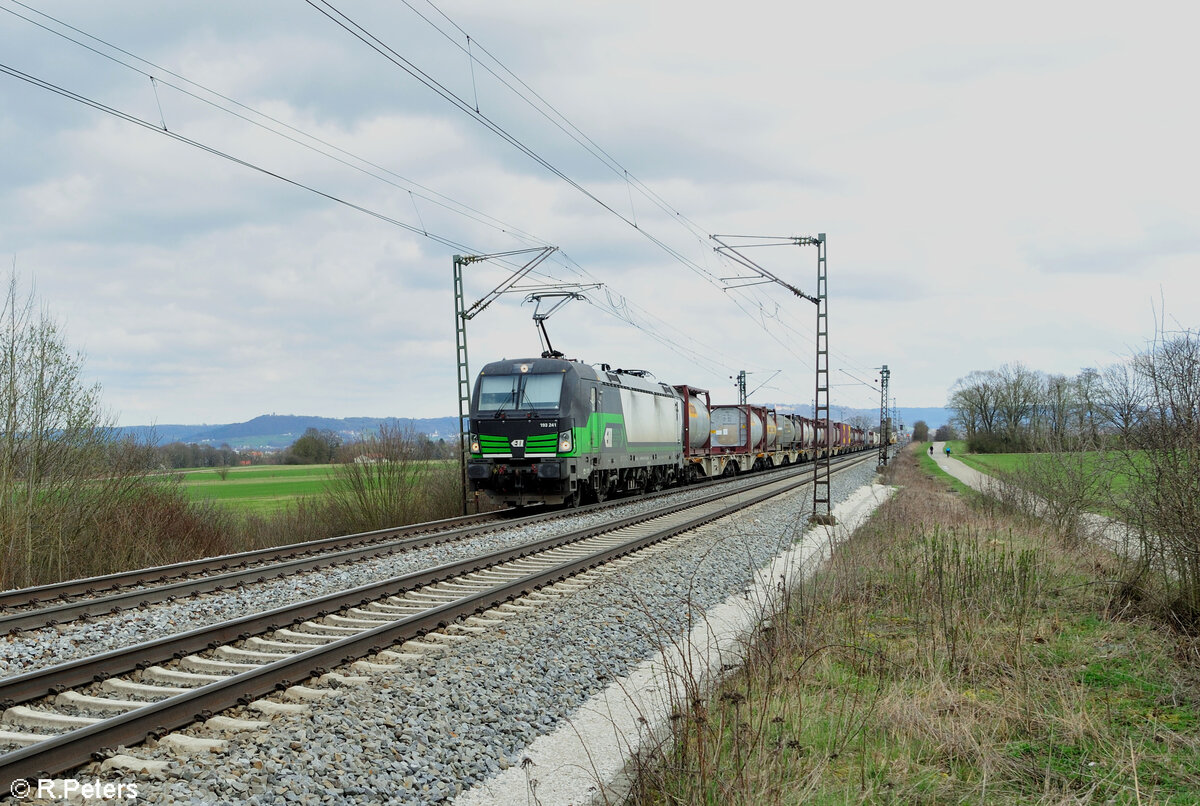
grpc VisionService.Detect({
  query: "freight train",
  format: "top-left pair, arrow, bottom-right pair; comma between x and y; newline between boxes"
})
466,356 -> 878,507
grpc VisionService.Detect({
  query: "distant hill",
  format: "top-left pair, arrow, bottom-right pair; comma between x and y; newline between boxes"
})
119,406 -> 954,451
118,415 -> 459,451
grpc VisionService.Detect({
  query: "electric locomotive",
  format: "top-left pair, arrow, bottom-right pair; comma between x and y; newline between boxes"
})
466,357 -> 684,506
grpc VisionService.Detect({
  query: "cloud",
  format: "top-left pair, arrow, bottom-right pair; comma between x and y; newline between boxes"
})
1,0 -> 1198,425
1029,224 -> 1200,276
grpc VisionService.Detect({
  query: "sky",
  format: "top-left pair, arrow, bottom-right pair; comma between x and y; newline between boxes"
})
1,1 -> 1197,426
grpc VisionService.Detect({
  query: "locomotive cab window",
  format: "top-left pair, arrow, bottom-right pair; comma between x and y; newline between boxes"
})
477,373 -> 564,412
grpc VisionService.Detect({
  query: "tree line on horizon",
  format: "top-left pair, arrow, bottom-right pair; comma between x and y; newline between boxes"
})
948,360 -> 1143,454
148,428 -> 454,470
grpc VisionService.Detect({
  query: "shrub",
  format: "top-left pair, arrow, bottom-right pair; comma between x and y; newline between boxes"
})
967,431 -> 1031,454
326,425 -> 461,533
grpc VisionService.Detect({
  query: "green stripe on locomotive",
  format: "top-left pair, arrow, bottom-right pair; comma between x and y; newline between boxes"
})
569,413 -> 678,453
472,411 -> 680,459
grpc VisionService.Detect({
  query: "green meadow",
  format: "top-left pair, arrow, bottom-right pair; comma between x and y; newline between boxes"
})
954,448 -> 1144,497
943,445 -> 1149,520
177,464 -> 339,514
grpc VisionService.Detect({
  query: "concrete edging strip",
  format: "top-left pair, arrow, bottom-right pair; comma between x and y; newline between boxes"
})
453,480 -> 896,806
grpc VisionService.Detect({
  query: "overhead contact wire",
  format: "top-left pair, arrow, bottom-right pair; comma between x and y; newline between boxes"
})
0,62 -> 476,253
307,0 -> 731,293
415,0 -> 717,247
0,1 -> 554,251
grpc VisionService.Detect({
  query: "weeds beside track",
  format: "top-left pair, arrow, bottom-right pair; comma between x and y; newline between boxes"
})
630,445 -> 1200,805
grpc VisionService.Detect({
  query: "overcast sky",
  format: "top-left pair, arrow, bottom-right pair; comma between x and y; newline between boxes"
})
2,1 -> 1197,426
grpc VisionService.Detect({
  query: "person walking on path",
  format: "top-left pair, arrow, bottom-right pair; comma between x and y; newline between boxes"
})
929,444 -> 933,456
944,445 -> 951,457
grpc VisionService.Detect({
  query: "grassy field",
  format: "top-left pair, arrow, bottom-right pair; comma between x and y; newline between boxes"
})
176,464 -> 339,514
954,449 -> 1026,475
951,448 -> 1144,506
943,438 -> 970,456
630,446 -> 1200,804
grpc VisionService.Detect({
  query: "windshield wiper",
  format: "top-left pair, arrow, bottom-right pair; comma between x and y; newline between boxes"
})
493,385 -> 518,415
517,384 -> 537,412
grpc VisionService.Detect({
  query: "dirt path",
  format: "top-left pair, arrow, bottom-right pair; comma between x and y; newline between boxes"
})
927,442 -> 992,491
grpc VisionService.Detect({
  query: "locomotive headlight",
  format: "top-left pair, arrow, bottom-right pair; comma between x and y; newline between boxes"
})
558,430 -> 573,453
469,435 -> 481,454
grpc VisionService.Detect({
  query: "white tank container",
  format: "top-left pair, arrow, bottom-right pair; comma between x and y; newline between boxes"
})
800,418 -> 813,447
710,406 -> 763,449
791,416 -> 810,448
685,395 -> 711,449
775,414 -> 796,447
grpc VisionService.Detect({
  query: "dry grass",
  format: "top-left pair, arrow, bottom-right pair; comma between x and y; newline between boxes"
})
628,446 -> 1200,804
0,477 -> 240,589
0,450 -> 464,590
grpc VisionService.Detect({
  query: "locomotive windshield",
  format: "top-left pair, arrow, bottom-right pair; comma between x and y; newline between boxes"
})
476,373 -> 563,413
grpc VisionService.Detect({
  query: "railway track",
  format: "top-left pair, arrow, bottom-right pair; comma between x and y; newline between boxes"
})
0,511 -> 508,625
0,453 -> 871,790
0,455 -> 857,636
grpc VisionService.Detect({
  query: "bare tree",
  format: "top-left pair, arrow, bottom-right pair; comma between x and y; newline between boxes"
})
1096,362 -> 1147,446
1041,374 -> 1075,445
948,370 -> 1000,439
0,274 -> 158,587
994,363 -> 1042,445
1073,367 -> 1103,446
1111,329 -> 1200,622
